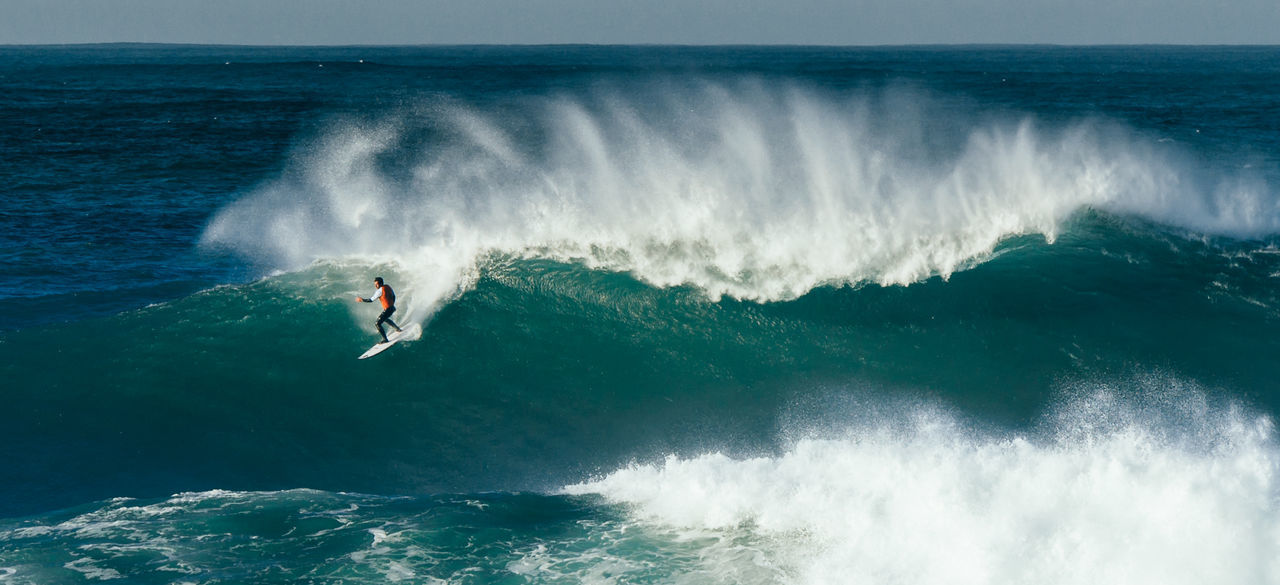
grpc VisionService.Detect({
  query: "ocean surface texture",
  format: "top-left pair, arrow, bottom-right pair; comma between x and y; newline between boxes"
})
3,45 -> 1280,584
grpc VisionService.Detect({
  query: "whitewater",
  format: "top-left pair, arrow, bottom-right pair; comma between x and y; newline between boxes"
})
567,384 -> 1280,585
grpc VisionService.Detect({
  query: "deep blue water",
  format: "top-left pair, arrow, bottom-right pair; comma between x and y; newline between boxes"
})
2,45 -> 1280,584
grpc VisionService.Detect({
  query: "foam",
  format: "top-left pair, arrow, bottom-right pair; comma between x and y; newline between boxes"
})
201,82 -> 1279,320
564,383 -> 1280,584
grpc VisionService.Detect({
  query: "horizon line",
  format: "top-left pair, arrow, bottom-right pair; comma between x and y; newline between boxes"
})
3,41 -> 1280,49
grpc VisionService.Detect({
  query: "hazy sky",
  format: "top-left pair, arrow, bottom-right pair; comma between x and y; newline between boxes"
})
2,0 -> 1278,45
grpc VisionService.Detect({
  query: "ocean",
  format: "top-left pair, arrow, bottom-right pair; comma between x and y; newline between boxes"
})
2,44 -> 1280,583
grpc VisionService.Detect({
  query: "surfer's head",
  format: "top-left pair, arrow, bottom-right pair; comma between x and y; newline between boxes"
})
374,277 -> 384,286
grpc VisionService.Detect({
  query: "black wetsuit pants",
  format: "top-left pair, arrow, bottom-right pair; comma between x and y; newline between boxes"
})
376,307 -> 400,341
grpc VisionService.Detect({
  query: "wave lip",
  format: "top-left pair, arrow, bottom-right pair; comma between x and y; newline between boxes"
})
564,388 -> 1280,584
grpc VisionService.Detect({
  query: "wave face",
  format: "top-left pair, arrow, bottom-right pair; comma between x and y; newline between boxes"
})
5,45 -> 1280,584
6,230 -> 1280,517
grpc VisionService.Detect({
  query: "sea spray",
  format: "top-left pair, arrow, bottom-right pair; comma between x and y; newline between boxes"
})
203,82 -> 1277,326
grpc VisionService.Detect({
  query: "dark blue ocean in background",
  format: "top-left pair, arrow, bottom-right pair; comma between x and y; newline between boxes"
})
3,45 -> 1280,583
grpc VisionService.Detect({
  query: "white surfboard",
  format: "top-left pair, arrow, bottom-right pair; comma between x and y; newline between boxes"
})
358,323 -> 422,360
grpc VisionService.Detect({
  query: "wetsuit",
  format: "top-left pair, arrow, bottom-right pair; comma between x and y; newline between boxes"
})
364,284 -> 402,342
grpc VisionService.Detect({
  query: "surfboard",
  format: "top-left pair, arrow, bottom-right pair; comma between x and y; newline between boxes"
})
358,323 -> 422,360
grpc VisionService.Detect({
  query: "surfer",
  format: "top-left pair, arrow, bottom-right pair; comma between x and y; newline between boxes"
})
356,277 -> 403,343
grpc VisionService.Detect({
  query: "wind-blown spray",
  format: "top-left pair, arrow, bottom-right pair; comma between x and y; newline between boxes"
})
202,82 -> 1279,322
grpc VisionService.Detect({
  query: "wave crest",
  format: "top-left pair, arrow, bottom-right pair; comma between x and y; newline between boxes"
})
201,82 -> 1278,317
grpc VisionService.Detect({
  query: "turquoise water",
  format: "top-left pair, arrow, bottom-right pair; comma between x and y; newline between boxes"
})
3,45 -> 1280,583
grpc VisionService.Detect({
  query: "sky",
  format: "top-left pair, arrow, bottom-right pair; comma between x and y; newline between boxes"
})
2,0 -> 1278,45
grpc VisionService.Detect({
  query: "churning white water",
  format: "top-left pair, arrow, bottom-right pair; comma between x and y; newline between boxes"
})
564,380 -> 1280,584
